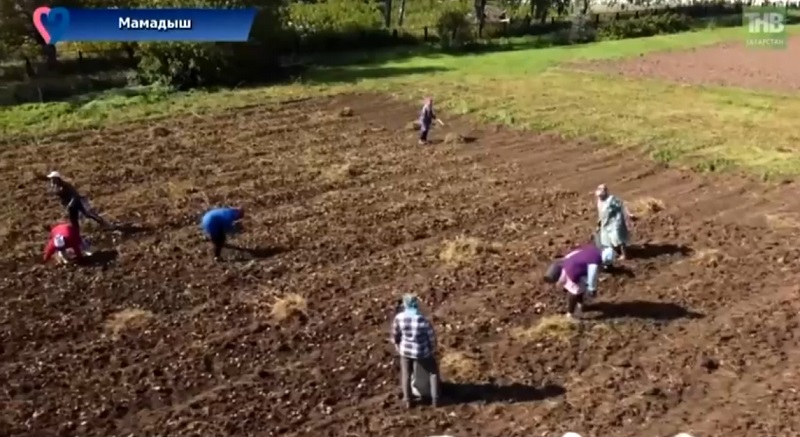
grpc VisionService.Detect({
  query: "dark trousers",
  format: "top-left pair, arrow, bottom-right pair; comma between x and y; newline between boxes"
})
209,231 -> 226,259
67,198 -> 107,233
400,355 -> 440,403
567,292 -> 585,315
419,126 -> 430,142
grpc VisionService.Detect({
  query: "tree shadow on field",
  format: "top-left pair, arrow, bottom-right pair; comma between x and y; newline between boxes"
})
78,249 -> 118,267
587,300 -> 703,322
225,244 -> 288,261
439,382 -> 565,406
628,243 -> 693,260
305,65 -> 450,85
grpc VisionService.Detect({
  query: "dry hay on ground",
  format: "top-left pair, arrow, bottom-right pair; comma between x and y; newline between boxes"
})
511,315 -> 578,343
439,350 -> 480,380
3,94 -> 800,437
438,235 -> 501,267
104,308 -> 154,340
628,196 -> 665,217
271,293 -> 308,322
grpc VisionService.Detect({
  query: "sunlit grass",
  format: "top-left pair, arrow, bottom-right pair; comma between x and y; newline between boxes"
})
3,25 -> 800,176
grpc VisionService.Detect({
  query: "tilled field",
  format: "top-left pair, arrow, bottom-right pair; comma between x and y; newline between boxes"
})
578,36 -> 800,93
3,94 -> 800,437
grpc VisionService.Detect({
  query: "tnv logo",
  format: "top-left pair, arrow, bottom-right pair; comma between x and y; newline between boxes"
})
744,11 -> 785,33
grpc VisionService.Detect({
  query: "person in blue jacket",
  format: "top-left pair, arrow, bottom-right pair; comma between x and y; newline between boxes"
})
200,207 -> 244,261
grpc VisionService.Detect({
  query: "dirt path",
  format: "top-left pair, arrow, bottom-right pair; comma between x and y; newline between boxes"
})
2,94 -> 800,437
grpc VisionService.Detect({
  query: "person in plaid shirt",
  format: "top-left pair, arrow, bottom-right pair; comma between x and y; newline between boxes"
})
392,294 -> 440,408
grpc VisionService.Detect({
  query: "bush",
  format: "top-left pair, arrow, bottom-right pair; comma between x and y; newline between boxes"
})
598,12 -> 692,40
134,1 -> 288,89
552,12 -> 597,45
288,0 -> 383,32
288,0 -> 393,52
436,5 -> 475,49
290,27 -> 419,53
135,42 -> 283,89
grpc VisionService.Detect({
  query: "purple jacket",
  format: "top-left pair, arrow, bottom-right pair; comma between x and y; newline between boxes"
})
562,244 -> 602,283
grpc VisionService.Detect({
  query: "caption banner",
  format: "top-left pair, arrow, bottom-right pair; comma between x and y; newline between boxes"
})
33,7 -> 256,43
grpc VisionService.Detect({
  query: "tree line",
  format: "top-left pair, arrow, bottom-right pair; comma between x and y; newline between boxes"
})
0,0 -> 777,89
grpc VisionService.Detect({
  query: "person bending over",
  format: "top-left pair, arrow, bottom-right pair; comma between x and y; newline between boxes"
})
544,244 -> 615,318
43,222 -> 91,265
200,207 -> 245,261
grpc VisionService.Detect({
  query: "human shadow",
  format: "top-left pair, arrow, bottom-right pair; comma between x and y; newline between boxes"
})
112,222 -> 152,236
226,244 -> 288,260
78,249 -> 118,267
627,243 -> 693,260
449,136 -> 478,144
587,300 -> 704,322
602,264 -> 635,278
439,382 -> 565,406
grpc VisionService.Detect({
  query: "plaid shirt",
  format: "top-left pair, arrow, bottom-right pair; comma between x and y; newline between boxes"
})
392,311 -> 436,359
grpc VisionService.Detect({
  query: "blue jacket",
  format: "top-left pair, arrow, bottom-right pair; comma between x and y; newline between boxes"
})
201,207 -> 243,236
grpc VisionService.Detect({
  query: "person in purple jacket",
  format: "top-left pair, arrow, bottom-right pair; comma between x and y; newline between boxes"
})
418,97 -> 444,145
544,244 -> 615,318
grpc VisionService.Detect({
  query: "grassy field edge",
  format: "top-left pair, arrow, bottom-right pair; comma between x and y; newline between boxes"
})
3,25 -> 799,178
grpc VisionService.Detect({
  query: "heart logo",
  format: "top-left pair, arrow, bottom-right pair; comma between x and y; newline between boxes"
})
32,6 -> 70,45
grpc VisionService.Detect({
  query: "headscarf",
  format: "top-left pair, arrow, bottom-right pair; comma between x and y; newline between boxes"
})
402,293 -> 420,314
595,184 -> 609,200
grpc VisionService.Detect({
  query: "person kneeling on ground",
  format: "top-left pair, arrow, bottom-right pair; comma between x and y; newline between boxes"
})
200,207 -> 244,261
392,293 -> 440,408
43,222 -> 92,265
544,244 -> 615,318
46,172 -> 113,234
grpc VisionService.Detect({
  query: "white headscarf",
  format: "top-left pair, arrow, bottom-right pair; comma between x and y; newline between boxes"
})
54,235 -> 66,250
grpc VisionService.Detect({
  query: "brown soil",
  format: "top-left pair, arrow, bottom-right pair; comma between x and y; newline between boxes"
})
3,93 -> 800,437
578,36 -> 800,93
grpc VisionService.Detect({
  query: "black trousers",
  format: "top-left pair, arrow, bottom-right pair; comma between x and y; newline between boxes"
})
67,198 -> 106,232
209,231 -> 226,259
567,292 -> 585,315
419,126 -> 430,141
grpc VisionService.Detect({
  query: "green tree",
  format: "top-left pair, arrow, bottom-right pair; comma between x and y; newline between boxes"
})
134,0 -> 289,88
0,0 -> 85,68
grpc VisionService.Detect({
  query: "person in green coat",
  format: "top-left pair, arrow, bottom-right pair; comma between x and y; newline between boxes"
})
594,184 -> 635,260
